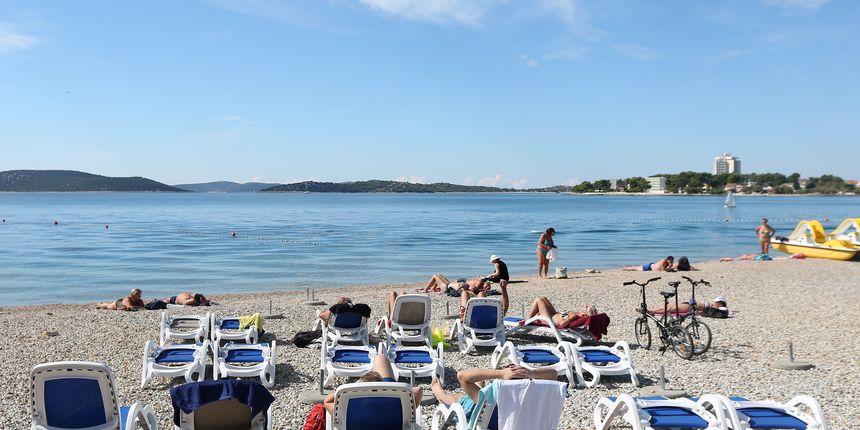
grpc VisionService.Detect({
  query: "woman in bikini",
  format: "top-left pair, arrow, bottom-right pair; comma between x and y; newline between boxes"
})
526,296 -> 597,327
96,288 -> 144,311
536,228 -> 556,278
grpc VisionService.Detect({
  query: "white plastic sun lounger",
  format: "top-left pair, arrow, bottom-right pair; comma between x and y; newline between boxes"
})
326,381 -> 422,430
211,313 -> 259,344
313,309 -> 370,347
376,294 -> 432,347
594,394 -> 730,430
141,340 -> 209,388
718,396 -> 828,430
160,312 -> 210,345
383,341 -> 445,382
31,361 -> 158,430
491,340 -> 577,383
320,339 -> 380,387
213,341 -> 277,388
569,340 -> 638,388
447,298 -> 505,355
503,314 -> 595,344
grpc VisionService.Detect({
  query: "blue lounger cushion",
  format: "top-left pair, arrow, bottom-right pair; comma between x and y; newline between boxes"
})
346,397 -> 404,430
334,313 -> 364,329
644,406 -> 710,429
225,349 -> 265,363
737,408 -> 808,429
503,317 -> 523,324
155,348 -> 197,364
580,349 -> 621,363
470,306 -> 499,330
220,319 -> 241,330
519,348 -> 561,364
394,350 -> 433,364
332,349 -> 371,363
119,406 -> 130,430
44,378 -> 107,429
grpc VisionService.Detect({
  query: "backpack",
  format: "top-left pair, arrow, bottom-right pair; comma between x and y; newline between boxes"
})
292,329 -> 322,348
303,403 -> 326,430
144,300 -> 167,310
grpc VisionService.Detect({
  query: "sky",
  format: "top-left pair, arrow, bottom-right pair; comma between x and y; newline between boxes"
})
1,0 -> 858,187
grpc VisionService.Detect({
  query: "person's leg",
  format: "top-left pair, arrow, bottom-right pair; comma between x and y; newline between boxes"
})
623,265 -> 643,271
499,280 -> 509,315
430,379 -> 464,406
537,250 -> 544,277
371,355 -> 396,380
387,291 -> 398,319
527,297 -> 557,319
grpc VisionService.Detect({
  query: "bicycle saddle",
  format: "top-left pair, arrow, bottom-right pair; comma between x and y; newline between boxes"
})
660,291 -> 676,299
668,281 -> 681,287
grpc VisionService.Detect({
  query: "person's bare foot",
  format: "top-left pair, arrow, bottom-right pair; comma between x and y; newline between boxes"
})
430,378 -> 443,392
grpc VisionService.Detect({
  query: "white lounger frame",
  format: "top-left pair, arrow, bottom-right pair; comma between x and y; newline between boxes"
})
213,341 -> 277,388
326,382 -> 422,430
141,340 -> 209,388
383,341 -> 445,382
320,339 -> 380,387
447,298 -> 505,355
211,314 -> 258,344
160,312 -> 210,345
491,340 -> 576,383
376,294 -> 432,347
594,394 -> 730,430
719,396 -> 828,430
31,361 -> 158,430
569,340 -> 638,388
503,314 -> 590,344
313,311 -> 370,347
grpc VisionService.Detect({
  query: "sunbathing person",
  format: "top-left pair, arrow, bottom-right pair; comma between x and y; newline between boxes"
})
624,256 -> 675,272
647,296 -> 728,315
430,365 -> 557,421
167,292 -> 210,306
323,355 -> 422,415
419,274 -> 483,293
526,296 -> 597,327
317,297 -> 371,325
673,256 -> 693,271
96,288 -> 144,311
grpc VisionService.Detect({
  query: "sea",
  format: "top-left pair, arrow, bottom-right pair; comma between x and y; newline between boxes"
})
1,192 -> 857,306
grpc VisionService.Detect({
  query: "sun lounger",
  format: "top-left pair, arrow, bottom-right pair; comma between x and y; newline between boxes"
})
213,341 -> 277,388
31,361 -> 158,430
376,294 -> 432,347
313,309 -> 370,347
321,339 -> 380,387
211,313 -> 259,344
490,340 -> 577,383
719,396 -> 828,430
594,394 -> 730,430
570,341 -> 638,387
160,312 -> 210,345
433,379 -> 568,430
170,380 -> 275,430
448,298 -> 505,355
383,341 -> 445,382
503,315 -> 596,344
141,340 -> 209,388
326,381 -> 422,430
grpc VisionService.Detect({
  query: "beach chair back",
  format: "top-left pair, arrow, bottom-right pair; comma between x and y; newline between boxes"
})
191,398 -> 254,430
393,295 -> 431,327
333,312 -> 366,330
171,380 -> 275,430
30,361 -> 121,430
471,384 -> 500,430
465,298 -> 503,332
330,382 -> 417,430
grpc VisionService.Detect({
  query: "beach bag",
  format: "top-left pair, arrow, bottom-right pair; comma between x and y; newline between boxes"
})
555,267 -> 568,279
431,327 -> 448,349
144,300 -> 167,310
293,329 -> 322,348
303,404 -> 326,430
546,248 -> 558,262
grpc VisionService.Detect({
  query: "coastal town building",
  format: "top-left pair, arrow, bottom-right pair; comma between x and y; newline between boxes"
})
647,176 -> 667,193
713,153 -> 741,175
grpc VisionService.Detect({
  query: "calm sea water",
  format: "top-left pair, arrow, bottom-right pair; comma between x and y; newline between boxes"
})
1,193 -> 857,306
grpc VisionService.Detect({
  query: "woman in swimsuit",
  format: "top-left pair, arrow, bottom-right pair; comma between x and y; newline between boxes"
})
647,297 -> 728,315
526,296 -> 597,327
96,288 -> 144,311
624,256 -> 675,271
536,228 -> 556,278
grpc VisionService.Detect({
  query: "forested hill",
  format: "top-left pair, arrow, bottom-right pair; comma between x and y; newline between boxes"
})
262,180 -> 520,193
0,170 -> 185,192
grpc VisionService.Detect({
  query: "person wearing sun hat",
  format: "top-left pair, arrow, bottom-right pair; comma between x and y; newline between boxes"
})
482,255 -> 510,315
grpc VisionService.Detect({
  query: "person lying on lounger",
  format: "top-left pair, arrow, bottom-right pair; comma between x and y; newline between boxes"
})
167,292 -> 210,306
429,365 -> 557,421
317,297 -> 371,325
646,296 -> 728,316
323,355 -> 422,415
624,256 -> 675,272
419,274 -> 485,293
96,288 -> 145,311
526,296 -> 597,327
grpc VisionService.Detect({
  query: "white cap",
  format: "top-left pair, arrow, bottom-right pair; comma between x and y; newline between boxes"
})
713,296 -> 727,303
489,255 -> 500,262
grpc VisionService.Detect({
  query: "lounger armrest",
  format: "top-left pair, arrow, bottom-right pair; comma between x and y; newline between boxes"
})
123,402 -> 158,430
432,402 -> 469,430
520,315 -> 565,344
611,341 -> 632,360
558,341 -> 578,365
696,394 -> 732,430
375,316 -> 390,335
593,394 -> 641,430
786,395 -> 828,429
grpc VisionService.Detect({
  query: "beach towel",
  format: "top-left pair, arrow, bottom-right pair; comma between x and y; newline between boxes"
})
303,404 -> 326,430
239,313 -> 264,333
170,380 -> 275,427
496,379 -> 566,430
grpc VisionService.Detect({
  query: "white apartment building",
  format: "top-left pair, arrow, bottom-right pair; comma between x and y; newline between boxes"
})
647,176 -> 667,193
713,153 -> 741,175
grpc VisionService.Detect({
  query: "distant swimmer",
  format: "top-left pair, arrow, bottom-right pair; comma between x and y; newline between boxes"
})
54,220 -> 58,225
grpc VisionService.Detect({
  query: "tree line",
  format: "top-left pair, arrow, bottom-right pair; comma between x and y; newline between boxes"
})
570,172 -> 857,194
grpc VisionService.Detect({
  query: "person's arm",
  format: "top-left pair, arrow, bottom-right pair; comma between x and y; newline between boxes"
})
490,262 -> 501,278
323,392 -> 336,415
458,367 -> 526,401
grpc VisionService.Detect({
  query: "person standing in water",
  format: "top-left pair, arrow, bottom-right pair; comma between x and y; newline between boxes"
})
536,228 -> 557,278
755,218 -> 775,254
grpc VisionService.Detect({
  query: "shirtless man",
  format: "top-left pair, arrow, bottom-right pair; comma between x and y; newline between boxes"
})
624,256 -> 675,272
96,289 -> 145,311
167,292 -> 209,306
755,218 -> 775,254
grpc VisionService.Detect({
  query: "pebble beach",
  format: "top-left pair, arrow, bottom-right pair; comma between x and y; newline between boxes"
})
2,258 -> 858,429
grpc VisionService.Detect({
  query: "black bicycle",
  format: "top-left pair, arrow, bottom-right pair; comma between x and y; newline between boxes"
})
678,276 -> 713,355
625,277 -> 695,360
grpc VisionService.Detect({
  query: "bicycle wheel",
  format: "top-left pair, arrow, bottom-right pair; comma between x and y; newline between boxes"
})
634,317 -> 652,350
686,320 -> 712,355
668,325 -> 694,360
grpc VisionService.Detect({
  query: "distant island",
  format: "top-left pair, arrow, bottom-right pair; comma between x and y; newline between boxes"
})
0,170 -> 184,192
174,181 -> 282,193
262,180 -> 523,193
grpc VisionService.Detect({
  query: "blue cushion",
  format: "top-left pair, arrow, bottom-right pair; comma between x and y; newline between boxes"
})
519,349 -> 561,364
44,378 -> 107,429
581,349 -> 621,363
738,408 -> 808,429
503,317 -> 523,324
225,348 -> 265,363
394,350 -> 433,364
469,306 -> 499,330
155,348 -> 197,363
644,406 -> 709,429
334,313 -> 364,329
345,397 -> 404,430
332,349 -> 371,364
119,406 -> 129,430
220,319 -> 241,330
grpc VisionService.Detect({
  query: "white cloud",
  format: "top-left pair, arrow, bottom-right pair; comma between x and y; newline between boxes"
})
613,43 -> 662,61
357,0 -> 499,26
762,0 -> 829,11
0,24 -> 37,53
536,0 -> 604,41
706,49 -> 753,63
214,115 -> 244,121
564,177 -> 581,186
758,31 -> 791,44
519,54 -> 540,67
395,175 -> 429,184
250,176 -> 263,182
475,173 -> 529,188
545,46 -> 589,62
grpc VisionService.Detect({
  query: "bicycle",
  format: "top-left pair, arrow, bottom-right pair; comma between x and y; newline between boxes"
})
624,277 -> 695,360
679,276 -> 713,355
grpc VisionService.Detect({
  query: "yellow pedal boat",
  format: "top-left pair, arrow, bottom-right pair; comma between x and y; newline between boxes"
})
771,220 -> 858,261
829,218 -> 860,247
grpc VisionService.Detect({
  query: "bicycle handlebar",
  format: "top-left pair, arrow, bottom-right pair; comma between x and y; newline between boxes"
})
624,277 -> 662,286
682,276 -> 711,287
681,276 -> 693,283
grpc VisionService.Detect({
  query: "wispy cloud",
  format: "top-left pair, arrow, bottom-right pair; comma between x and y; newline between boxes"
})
536,0 -> 604,41
201,0 -> 311,26
564,177 -> 581,186
758,31 -> 791,44
762,0 -> 829,11
395,175 -> 429,184
213,115 -> 244,121
545,46 -> 589,62
467,173 -> 529,188
519,54 -> 540,67
0,24 -> 37,53
613,43 -> 662,61
357,0 -> 498,27
706,49 -> 754,63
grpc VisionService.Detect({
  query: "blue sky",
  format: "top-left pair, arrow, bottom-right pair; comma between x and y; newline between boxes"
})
1,0 -> 857,187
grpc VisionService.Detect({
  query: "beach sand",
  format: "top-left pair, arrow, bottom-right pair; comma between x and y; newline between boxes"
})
2,259 -> 858,429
